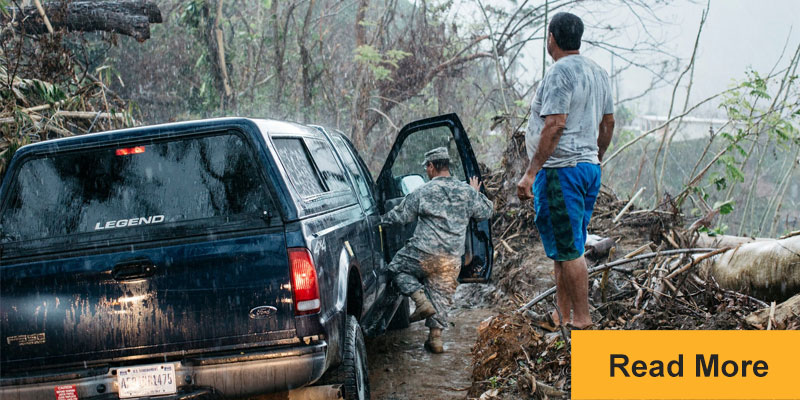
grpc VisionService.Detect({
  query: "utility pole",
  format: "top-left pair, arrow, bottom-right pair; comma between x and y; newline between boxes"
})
542,0 -> 548,80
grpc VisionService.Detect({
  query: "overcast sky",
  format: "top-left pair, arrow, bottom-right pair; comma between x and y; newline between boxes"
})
458,0 -> 800,117
611,0 -> 800,116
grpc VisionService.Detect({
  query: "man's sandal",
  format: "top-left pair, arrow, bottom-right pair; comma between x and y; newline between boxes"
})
525,310 -> 561,332
566,323 -> 595,330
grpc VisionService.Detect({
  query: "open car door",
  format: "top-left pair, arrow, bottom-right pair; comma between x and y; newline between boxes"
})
377,113 -> 494,283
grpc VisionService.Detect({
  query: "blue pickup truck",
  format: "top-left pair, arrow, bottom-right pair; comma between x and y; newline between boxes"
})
0,114 -> 493,400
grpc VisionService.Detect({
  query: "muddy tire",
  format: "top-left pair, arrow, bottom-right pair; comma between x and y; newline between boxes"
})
322,315 -> 370,400
387,297 -> 410,330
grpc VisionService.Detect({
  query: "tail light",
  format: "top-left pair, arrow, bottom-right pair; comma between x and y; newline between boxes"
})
288,248 -> 321,315
116,146 -> 146,156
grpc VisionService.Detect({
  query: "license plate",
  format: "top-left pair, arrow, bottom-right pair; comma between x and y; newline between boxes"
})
117,363 -> 177,399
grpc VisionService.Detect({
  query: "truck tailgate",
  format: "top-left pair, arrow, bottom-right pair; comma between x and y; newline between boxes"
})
1,231 -> 295,372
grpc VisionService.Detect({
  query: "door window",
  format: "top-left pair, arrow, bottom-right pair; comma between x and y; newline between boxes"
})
332,136 -> 376,210
390,126 -> 465,182
305,138 -> 350,193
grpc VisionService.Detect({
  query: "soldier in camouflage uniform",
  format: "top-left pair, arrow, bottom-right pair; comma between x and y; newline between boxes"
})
382,147 -> 493,353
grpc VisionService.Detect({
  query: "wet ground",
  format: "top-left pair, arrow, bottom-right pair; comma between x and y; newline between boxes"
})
366,286 -> 498,400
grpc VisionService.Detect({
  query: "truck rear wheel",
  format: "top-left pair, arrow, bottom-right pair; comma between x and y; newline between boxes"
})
387,296 -> 410,330
323,315 -> 370,400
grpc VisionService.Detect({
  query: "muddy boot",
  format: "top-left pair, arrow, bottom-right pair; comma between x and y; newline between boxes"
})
424,328 -> 444,353
408,290 -> 436,323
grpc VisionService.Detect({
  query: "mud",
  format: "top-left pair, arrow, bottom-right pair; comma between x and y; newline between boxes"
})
366,285 -> 498,400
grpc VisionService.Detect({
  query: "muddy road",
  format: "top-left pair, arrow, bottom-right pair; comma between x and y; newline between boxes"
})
366,286 -> 498,400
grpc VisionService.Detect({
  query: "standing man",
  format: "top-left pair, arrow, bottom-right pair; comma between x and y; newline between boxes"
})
382,147 -> 493,353
516,12 -> 615,329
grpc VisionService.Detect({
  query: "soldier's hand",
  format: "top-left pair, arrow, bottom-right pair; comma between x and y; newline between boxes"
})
516,174 -> 535,201
469,176 -> 482,191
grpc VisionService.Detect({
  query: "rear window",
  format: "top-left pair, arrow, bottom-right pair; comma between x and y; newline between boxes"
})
0,131 -> 272,244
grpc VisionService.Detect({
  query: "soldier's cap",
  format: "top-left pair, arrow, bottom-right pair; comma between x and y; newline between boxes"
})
421,147 -> 450,166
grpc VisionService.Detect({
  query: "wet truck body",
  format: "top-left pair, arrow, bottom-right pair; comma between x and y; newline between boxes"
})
0,115 -> 493,399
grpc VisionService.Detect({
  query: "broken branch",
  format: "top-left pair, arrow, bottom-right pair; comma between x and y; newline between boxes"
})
2,1 -> 163,41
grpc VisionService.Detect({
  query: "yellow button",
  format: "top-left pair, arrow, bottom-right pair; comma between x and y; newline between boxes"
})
572,330 -> 800,399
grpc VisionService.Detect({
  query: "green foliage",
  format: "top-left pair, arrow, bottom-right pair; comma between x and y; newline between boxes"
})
708,66 -> 800,235
0,0 -> 10,17
698,224 -> 728,236
742,70 -> 770,100
708,172 -> 726,191
718,154 -> 744,183
488,376 -> 500,389
1,136 -> 29,177
11,77 -> 68,106
712,199 -> 734,215
174,0 -> 223,114
354,45 -> 410,81
692,186 -> 710,202
179,0 -> 207,30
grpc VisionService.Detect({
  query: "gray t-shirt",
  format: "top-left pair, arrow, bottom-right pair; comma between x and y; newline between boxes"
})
525,55 -> 614,168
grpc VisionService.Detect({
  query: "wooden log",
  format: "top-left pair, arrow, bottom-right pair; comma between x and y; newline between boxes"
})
746,293 -> 800,329
695,233 -> 769,248
701,235 -> 800,302
3,1 -> 162,41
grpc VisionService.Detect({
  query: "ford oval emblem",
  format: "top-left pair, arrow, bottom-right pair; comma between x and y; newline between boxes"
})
249,306 -> 278,320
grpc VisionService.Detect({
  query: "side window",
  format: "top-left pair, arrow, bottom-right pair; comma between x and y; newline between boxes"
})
305,139 -> 350,193
332,136 -> 375,209
273,138 -> 325,197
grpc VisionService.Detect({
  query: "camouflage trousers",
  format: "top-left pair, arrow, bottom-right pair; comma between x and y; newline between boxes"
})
388,247 -> 461,330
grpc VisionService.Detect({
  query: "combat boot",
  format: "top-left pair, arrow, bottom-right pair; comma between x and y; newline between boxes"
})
409,289 -> 436,322
424,328 -> 444,353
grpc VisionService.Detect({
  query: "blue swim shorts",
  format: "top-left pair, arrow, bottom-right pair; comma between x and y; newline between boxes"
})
532,163 -> 601,261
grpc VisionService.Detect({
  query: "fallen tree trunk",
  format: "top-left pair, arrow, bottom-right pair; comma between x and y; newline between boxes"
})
701,235 -> 800,302
3,1 -> 162,41
695,233 -> 769,248
746,293 -> 800,329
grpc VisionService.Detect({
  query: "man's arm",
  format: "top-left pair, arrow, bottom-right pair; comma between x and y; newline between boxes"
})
473,192 -> 494,220
381,192 -> 419,225
516,114 -> 567,200
597,113 -> 615,162
468,177 -> 494,220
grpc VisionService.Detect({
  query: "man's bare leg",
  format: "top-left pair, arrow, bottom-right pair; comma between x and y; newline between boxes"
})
560,255 -> 591,328
552,261 -> 572,326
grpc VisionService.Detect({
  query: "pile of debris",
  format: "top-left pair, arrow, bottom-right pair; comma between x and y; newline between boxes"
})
469,130 -> 800,399
469,312 -> 569,400
0,1 -> 162,175
470,223 -> 798,399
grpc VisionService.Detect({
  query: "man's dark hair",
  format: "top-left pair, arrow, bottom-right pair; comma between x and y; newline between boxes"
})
549,12 -> 583,51
429,159 -> 450,172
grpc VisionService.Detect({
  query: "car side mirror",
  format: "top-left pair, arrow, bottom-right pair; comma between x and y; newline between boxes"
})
398,174 -> 425,196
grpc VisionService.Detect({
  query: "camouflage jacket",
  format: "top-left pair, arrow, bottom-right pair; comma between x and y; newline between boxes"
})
382,176 -> 493,257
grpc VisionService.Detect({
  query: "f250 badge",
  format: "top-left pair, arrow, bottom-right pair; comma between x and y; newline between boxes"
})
249,306 -> 278,320
94,215 -> 165,230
